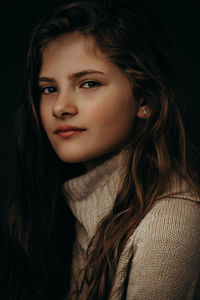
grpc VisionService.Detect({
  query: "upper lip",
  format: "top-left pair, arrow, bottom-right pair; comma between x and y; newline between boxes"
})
54,125 -> 86,134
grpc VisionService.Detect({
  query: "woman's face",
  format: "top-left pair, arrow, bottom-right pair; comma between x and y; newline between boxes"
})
39,33 -> 138,164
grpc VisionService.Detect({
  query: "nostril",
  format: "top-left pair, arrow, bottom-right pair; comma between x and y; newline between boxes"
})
62,111 -> 75,116
53,108 -> 78,119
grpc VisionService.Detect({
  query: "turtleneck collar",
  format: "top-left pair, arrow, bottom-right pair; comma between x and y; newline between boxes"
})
62,148 -> 131,245
62,147 -> 200,251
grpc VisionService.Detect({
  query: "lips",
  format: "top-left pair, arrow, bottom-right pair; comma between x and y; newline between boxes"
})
55,125 -> 86,133
54,125 -> 86,138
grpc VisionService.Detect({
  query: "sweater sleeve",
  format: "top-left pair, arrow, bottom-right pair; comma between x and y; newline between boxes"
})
126,197 -> 200,300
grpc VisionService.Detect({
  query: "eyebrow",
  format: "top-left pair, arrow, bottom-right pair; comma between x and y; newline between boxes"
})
38,69 -> 107,83
69,70 -> 106,79
38,77 -> 56,83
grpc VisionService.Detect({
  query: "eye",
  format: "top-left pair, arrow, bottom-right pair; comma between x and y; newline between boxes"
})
80,81 -> 101,89
40,86 -> 57,94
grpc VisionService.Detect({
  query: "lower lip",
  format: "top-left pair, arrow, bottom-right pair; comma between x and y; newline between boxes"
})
56,130 -> 86,138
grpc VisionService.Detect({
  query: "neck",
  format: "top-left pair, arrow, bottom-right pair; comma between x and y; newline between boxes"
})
83,147 -> 130,171
83,153 -> 114,171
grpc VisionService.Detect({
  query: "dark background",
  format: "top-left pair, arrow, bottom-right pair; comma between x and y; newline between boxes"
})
1,0 -> 200,209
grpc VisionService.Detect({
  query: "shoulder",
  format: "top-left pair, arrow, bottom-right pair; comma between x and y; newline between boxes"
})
110,196 -> 200,299
134,172 -> 200,242
132,195 -> 200,250
110,180 -> 200,299
120,173 -> 200,261
124,195 -> 200,299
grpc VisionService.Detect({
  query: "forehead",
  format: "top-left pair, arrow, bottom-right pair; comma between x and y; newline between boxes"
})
41,32 -> 107,66
44,31 -> 97,51
39,32 -> 124,80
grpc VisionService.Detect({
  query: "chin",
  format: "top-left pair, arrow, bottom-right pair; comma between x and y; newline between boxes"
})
52,142 -> 126,165
54,148 -> 110,164
55,150 -> 91,164
57,154 -> 86,163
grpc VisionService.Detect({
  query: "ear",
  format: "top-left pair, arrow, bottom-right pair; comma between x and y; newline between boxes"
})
137,105 -> 150,119
137,99 -> 151,119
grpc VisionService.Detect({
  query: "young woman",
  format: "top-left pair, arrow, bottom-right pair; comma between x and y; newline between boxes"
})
1,0 -> 200,299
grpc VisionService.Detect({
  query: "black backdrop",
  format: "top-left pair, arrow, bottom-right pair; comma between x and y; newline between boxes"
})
1,0 -> 200,211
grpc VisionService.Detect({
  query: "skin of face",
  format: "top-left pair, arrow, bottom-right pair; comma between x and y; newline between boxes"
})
39,32 -> 140,166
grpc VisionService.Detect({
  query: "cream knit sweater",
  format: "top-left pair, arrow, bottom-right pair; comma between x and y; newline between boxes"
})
62,149 -> 200,300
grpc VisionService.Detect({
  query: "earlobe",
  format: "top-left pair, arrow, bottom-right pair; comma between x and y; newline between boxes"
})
137,105 -> 151,119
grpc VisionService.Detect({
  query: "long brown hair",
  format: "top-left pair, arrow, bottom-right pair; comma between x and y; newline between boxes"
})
2,0 -> 200,299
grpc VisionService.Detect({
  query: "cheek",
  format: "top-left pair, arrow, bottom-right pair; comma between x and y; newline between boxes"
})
39,110 -> 51,138
88,97 -> 136,131
39,101 -> 50,128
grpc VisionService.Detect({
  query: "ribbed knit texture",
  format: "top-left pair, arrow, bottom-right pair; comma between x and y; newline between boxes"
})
62,149 -> 200,299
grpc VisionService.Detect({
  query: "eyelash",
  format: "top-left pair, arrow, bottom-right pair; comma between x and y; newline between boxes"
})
80,80 -> 101,89
39,86 -> 57,94
39,80 -> 101,94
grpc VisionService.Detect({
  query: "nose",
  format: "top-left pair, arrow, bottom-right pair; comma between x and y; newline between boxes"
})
52,91 -> 78,119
